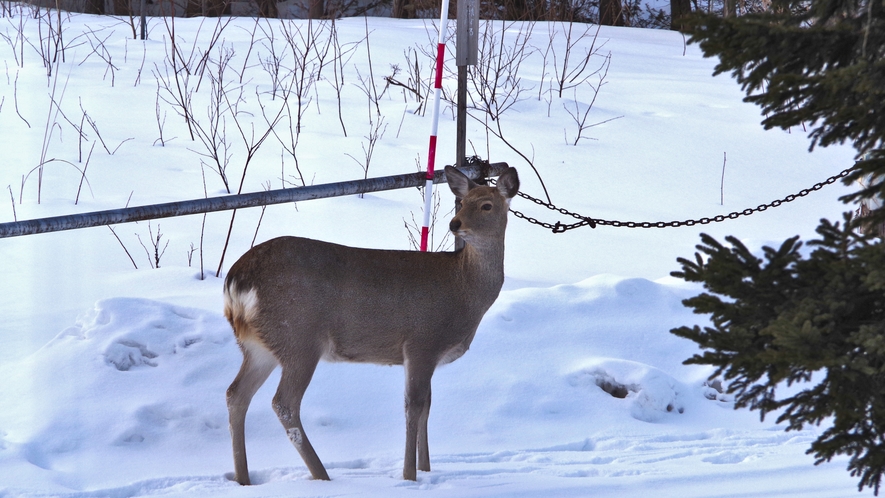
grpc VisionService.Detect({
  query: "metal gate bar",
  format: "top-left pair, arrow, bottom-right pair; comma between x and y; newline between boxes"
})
0,162 -> 509,238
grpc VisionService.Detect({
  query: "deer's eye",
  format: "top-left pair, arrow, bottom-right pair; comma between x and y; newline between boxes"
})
481,203 -> 493,211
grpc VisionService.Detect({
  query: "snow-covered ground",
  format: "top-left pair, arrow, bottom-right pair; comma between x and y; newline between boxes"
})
0,8 -> 869,497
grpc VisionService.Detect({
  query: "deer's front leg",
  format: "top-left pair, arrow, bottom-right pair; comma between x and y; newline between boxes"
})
403,358 -> 435,481
417,386 -> 431,472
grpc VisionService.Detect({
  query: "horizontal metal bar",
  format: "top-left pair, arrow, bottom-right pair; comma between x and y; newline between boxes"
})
0,162 -> 510,238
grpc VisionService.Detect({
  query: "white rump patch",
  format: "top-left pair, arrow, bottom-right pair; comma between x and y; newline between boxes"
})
225,282 -> 260,325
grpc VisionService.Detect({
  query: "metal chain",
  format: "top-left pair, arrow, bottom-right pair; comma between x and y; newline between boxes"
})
487,166 -> 854,234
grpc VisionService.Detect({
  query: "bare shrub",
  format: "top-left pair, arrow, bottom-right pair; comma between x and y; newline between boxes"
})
136,221 -> 169,269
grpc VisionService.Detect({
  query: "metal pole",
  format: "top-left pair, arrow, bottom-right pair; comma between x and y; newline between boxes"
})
455,0 -> 479,251
0,163 -> 510,239
140,0 -> 147,40
457,67 -> 467,170
455,0 -> 478,170
454,69 -> 469,253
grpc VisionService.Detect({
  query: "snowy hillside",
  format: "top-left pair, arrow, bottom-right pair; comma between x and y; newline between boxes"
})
0,8 -> 868,497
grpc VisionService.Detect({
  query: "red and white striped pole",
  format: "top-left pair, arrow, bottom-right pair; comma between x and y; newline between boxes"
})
420,0 -> 452,252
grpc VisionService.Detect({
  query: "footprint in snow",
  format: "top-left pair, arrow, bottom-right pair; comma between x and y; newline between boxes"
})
104,340 -> 158,371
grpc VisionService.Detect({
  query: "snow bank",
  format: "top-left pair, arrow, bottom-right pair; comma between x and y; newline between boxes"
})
0,276 -> 863,496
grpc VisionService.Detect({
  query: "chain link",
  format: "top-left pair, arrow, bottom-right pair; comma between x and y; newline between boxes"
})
487,166 -> 854,233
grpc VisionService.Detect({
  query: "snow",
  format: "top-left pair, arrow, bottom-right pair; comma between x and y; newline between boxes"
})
0,9 -> 869,497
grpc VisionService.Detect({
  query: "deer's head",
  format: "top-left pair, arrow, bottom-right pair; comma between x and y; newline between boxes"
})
446,166 -> 519,248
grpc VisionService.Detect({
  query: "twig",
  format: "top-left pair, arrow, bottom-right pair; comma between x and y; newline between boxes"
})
721,152 -> 727,206
329,17 -> 359,136
7,185 -> 16,221
550,20 -> 606,99
362,16 -> 380,118
238,17 -> 261,85
153,87 -> 171,146
346,115 -> 387,197
250,182 -> 271,248
108,226 -> 138,269
198,163 -> 209,280
21,159 -> 93,205
136,232 -> 154,269
562,54 -> 618,146
137,222 -> 168,269
187,243 -> 197,267
111,137 -> 134,154
216,209 -> 237,278
35,63 -> 71,203
80,100 -> 130,155
177,44 -> 237,193
134,36 -> 147,86
215,87 -> 288,278
13,70 -> 29,127
75,142 -> 96,205
199,213 -> 207,280
404,174 -> 452,251
468,111 -> 551,203
79,27 -> 119,86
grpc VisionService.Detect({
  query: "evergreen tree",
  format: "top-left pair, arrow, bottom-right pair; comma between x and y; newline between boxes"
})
684,0 -> 885,213
671,0 -> 885,494
672,218 -> 885,493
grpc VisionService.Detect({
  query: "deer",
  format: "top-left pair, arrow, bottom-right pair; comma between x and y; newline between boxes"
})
223,165 -> 520,484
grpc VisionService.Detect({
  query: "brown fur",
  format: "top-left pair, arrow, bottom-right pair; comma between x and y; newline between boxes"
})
223,166 -> 520,484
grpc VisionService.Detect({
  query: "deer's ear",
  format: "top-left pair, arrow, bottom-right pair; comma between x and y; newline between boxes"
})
445,166 -> 477,199
496,168 -> 520,199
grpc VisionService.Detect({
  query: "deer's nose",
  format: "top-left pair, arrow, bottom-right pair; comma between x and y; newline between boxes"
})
449,219 -> 461,232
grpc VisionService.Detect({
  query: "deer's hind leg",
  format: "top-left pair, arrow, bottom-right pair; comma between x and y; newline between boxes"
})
227,339 -> 278,485
272,352 -> 330,481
